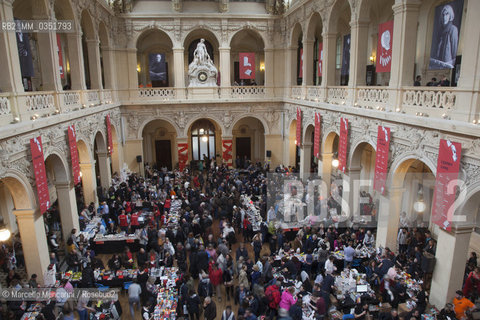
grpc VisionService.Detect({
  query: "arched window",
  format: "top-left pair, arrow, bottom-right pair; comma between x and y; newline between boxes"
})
191,120 -> 216,161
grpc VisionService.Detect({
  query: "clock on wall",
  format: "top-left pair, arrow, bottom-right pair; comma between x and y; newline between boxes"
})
198,71 -> 208,82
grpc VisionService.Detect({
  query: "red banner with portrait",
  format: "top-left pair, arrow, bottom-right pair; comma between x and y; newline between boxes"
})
376,20 -> 393,73
296,108 -> 302,147
30,136 -> 50,214
338,118 -> 349,173
318,42 -> 323,77
106,115 -> 113,155
298,48 -> 303,78
239,52 -> 255,80
432,139 -> 462,231
222,139 -> 233,167
178,143 -> 188,172
373,126 -> 391,195
313,113 -> 321,158
68,125 -> 81,185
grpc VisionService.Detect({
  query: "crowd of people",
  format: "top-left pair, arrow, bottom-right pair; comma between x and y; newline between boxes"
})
0,160 -> 478,320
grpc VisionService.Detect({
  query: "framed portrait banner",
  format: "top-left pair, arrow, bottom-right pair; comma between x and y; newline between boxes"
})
429,0 -> 464,70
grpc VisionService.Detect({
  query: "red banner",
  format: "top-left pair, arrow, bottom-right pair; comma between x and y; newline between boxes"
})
106,115 -> 113,155
30,136 -> 50,214
313,113 -> 321,158
56,34 -> 64,79
318,42 -> 323,77
376,20 -> 394,73
298,48 -> 303,78
239,53 -> 255,80
222,140 -> 233,167
68,125 -> 81,185
432,139 -> 462,231
338,118 -> 349,173
373,126 -> 391,194
178,143 -> 188,172
296,108 -> 302,147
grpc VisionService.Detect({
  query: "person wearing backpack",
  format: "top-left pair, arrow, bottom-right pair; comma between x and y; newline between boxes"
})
265,281 -> 282,319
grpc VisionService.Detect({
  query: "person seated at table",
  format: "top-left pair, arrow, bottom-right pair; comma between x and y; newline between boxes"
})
81,263 -> 95,288
379,309 -> 399,320
145,276 -> 157,304
404,308 -> 421,320
108,254 -> 123,271
164,251 -> 174,268
123,247 -> 134,269
148,249 -> 158,268
137,248 -> 148,268
438,303 -> 457,320
363,230 -> 375,247
66,248 -> 81,272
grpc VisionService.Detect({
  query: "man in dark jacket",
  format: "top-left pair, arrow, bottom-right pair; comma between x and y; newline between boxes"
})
187,291 -> 201,320
204,297 -> 217,320
289,299 -> 303,320
197,245 -> 210,272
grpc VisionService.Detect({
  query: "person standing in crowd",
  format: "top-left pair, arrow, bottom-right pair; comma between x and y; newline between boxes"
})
204,297 -> 217,320
128,279 -> 142,319
222,305 -> 236,320
414,75 -> 422,86
453,290 -> 475,320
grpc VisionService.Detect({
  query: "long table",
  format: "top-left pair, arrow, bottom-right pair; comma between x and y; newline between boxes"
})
92,233 -> 140,254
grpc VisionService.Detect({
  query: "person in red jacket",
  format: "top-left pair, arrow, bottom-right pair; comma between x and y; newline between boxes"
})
265,281 -> 282,319
164,197 -> 171,214
463,266 -> 480,299
118,210 -> 129,233
209,263 -> 223,302
130,211 -> 140,233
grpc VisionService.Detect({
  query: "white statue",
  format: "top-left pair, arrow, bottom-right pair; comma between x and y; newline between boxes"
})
188,38 -> 218,87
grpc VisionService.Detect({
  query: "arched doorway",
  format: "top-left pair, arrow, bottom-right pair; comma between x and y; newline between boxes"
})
327,0 -> 351,86
93,131 -> 111,198
300,124 -> 316,177
110,124 -> 121,174
230,30 -> 265,85
136,29 -> 174,88
286,119 -> 300,169
232,117 -> 266,166
53,0 -> 76,90
290,23 -> 303,86
77,139 -> 97,206
306,12 -> 324,85
188,119 -> 222,168
142,119 -> 177,170
44,153 -> 79,245
80,10 -> 96,89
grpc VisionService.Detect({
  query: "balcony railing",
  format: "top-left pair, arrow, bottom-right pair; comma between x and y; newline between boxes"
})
84,90 -> 100,106
356,87 -> 390,109
0,95 -> 11,116
306,86 -> 325,102
137,88 -> 176,100
402,87 -> 456,109
230,86 -> 265,99
291,86 -> 303,99
327,86 -> 349,105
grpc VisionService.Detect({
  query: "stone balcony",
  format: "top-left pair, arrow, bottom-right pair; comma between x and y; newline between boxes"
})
0,86 -> 478,133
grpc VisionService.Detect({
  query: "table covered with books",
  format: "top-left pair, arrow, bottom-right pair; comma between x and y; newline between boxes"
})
153,267 -> 178,320
91,232 -> 140,254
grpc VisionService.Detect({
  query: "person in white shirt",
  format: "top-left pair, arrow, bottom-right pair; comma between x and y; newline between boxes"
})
267,206 -> 276,222
44,263 -> 56,287
324,256 -> 337,275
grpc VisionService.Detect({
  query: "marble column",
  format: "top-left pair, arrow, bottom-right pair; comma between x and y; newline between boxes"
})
67,32 -> 87,90
376,186 -> 404,249
79,162 -> 98,206
126,47 -> 138,89
348,20 -> 369,88
124,138 -> 144,176
430,226 -> 474,308
303,40 -> 314,86
36,31 -> 62,91
0,0 -> 24,93
285,47 -> 296,93
101,46 -> 116,90
14,209 -> 50,284
96,151 -> 112,190
86,39 -> 103,89
264,48 -> 274,94
219,46 -> 231,97
321,33 -> 337,87
173,47 -> 186,99
342,167 -> 362,222
265,134 -> 283,169
389,0 -> 421,107
321,152 -> 334,195
54,182 -> 80,244
300,142 -> 312,180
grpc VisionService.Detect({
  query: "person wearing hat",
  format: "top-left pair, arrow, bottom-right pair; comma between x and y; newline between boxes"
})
453,290 -> 475,320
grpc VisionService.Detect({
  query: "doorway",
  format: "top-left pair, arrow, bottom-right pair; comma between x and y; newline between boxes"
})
155,140 -> 172,170
236,137 -> 251,160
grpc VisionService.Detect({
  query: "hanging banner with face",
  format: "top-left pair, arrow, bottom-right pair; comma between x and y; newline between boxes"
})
313,113 -> 321,159
298,48 -> 303,79
68,125 -> 81,185
178,143 -> 189,172
30,136 -> 50,214
373,126 -> 391,194
318,42 -> 323,77
429,0 -> 464,70
106,115 -> 113,155
338,118 -> 349,173
15,19 -> 34,78
239,53 -> 255,80
296,108 -> 302,147
376,20 -> 393,73
148,53 -> 167,81
431,139 -> 462,231
341,34 -> 351,76
222,140 -> 233,167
